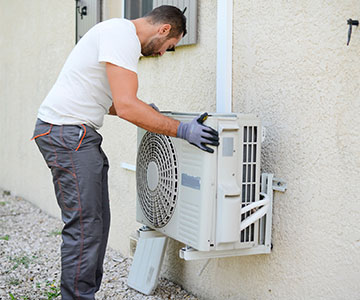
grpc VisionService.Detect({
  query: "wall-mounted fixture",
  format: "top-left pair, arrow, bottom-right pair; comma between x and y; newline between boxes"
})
127,112 -> 287,294
347,18 -> 359,46
123,0 -> 198,47
75,0 -> 102,43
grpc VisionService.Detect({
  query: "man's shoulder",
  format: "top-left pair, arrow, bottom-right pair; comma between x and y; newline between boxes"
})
96,18 -> 139,49
96,18 -> 134,30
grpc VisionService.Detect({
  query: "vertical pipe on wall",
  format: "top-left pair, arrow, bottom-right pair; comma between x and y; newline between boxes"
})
216,0 -> 233,113
121,0 -> 125,18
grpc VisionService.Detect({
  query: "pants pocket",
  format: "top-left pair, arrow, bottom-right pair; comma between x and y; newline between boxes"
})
32,119 -> 52,140
61,125 -> 85,151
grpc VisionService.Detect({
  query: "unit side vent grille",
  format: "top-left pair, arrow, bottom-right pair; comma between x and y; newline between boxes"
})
241,126 -> 258,243
137,132 -> 178,228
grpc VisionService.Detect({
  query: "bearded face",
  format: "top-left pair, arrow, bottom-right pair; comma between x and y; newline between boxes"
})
141,36 -> 168,57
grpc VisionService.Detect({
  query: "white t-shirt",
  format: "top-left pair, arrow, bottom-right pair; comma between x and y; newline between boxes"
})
38,18 -> 141,129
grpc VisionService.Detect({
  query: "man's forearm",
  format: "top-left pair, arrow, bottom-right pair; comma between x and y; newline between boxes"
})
114,97 -> 179,137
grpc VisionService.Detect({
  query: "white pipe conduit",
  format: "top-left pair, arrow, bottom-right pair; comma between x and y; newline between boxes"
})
216,0 -> 233,113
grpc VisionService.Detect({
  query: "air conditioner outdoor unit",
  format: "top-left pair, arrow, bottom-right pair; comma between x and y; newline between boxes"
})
128,112 -> 284,294
135,112 -> 271,255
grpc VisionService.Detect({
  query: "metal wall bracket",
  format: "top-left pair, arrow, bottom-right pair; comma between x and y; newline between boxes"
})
272,176 -> 287,192
137,225 -> 165,239
179,173 -> 286,261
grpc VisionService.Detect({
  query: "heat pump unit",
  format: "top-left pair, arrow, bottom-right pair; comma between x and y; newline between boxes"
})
135,112 -> 272,256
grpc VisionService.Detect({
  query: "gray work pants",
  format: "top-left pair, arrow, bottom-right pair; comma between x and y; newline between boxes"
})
32,119 -> 110,300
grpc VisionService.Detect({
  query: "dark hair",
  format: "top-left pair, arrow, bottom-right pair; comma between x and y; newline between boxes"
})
144,5 -> 187,38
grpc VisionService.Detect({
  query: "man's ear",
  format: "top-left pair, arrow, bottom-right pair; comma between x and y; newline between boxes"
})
159,24 -> 171,36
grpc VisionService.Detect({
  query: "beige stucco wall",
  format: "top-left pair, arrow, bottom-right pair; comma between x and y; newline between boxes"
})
0,0 -> 75,217
1,0 -> 359,299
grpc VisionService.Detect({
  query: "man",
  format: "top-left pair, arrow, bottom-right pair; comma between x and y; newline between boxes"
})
32,5 -> 219,300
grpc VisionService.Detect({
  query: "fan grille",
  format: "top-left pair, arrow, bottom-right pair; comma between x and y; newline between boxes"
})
136,132 -> 178,228
241,126 -> 258,243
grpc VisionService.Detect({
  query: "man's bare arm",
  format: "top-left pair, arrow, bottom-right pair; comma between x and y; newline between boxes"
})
106,62 -> 179,137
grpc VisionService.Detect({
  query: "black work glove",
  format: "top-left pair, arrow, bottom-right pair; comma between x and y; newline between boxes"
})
177,113 -> 219,153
